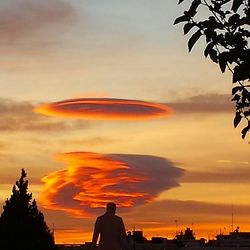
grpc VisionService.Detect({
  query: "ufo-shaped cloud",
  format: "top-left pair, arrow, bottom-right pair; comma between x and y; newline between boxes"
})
40,152 -> 183,217
34,98 -> 172,120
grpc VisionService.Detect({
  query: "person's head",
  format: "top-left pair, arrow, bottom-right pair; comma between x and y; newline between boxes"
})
106,202 -> 116,214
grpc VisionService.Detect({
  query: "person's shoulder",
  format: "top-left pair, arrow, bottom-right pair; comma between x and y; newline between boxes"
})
96,214 -> 105,221
115,215 -> 123,221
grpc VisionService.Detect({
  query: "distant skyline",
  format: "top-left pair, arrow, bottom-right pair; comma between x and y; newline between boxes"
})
1,0 -> 250,244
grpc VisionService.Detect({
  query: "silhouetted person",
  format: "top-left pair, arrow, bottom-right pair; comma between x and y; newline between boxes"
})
91,202 -> 126,250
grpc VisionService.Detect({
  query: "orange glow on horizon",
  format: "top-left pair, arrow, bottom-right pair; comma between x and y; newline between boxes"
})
53,221 -> 250,244
34,98 -> 172,120
54,229 -> 92,244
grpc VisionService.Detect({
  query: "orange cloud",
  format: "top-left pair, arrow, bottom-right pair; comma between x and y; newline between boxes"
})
34,98 -> 172,120
40,152 -> 183,217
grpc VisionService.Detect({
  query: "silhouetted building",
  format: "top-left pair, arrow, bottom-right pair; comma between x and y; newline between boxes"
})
210,231 -> 250,248
56,227 -> 250,250
132,230 -> 147,243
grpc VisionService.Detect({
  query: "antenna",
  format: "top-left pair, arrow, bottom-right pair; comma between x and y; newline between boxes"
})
174,220 -> 178,235
231,204 -> 234,232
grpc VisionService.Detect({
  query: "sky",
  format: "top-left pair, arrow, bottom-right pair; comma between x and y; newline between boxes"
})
1,0 -> 250,244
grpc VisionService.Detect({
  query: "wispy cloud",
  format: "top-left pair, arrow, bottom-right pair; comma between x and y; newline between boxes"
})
58,137 -> 118,147
217,160 -> 249,165
0,98 -> 89,132
40,152 -> 183,217
127,199 -> 250,224
168,94 -> 233,114
182,167 -> 250,184
0,0 -> 75,44
35,98 -> 172,121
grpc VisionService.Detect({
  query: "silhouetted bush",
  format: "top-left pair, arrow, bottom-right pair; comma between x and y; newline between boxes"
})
0,169 -> 57,250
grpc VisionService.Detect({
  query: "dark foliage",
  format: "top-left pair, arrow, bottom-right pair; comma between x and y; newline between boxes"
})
174,0 -> 250,139
0,169 -> 57,250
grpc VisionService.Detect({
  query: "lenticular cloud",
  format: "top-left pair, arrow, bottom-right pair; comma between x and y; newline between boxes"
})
34,98 -> 172,120
40,152 -> 183,217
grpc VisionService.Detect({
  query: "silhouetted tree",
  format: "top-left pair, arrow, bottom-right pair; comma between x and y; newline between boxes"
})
174,0 -> 250,139
0,169 -> 57,250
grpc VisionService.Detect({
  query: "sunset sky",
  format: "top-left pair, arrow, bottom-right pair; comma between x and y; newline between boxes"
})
1,0 -> 250,244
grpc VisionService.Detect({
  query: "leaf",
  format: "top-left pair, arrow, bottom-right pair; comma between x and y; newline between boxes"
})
243,110 -> 250,116
232,94 -> 240,101
204,43 -> 217,62
232,86 -> 242,95
232,0 -> 244,12
209,49 -> 218,63
242,88 -> 250,105
218,52 -> 229,73
188,30 -> 202,51
188,0 -> 201,17
241,123 -> 250,139
242,127 -> 248,139
234,111 -> 242,128
174,14 -> 190,25
241,29 -> 250,38
184,22 -> 195,35
233,63 -> 250,82
178,0 -> 186,4
229,13 -> 240,25
204,42 -> 214,58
